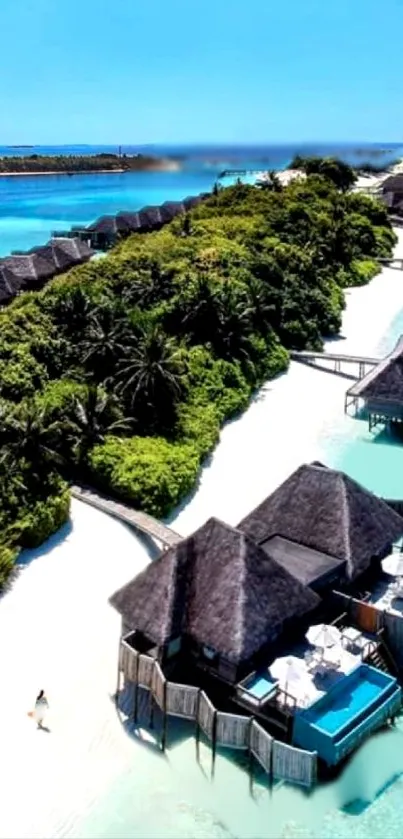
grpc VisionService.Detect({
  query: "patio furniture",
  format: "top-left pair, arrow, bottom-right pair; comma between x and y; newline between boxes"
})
342,626 -> 363,653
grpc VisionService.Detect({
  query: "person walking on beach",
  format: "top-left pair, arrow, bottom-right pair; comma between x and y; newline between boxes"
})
34,690 -> 49,729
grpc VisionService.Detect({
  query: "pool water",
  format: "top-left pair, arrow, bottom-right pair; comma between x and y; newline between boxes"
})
311,675 -> 383,735
244,674 -> 276,700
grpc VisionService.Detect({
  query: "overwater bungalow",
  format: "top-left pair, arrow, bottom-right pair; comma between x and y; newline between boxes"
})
381,173 -> 403,210
116,211 -> 142,233
111,516 -> 320,683
137,205 -> 163,231
1,254 -> 38,292
238,461 -> 403,585
0,263 -> 19,303
110,462 -> 403,782
159,201 -> 185,223
345,335 -> 403,429
30,237 -> 93,273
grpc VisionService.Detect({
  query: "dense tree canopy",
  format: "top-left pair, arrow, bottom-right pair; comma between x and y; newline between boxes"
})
0,167 -> 396,584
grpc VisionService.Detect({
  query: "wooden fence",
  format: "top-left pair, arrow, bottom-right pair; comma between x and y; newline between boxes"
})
333,590 -> 403,668
272,741 -> 317,786
118,637 -> 317,788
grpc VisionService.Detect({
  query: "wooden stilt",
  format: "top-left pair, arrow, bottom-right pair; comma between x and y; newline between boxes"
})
161,682 -> 168,752
195,692 -> 201,765
115,639 -> 122,705
133,653 -> 139,722
149,693 -> 154,729
248,717 -> 255,797
211,710 -> 218,779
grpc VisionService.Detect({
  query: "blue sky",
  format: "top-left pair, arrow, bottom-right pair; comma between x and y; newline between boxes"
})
1,0 -> 402,144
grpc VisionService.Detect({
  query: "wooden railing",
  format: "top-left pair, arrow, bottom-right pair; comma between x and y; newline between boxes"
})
118,637 -> 317,788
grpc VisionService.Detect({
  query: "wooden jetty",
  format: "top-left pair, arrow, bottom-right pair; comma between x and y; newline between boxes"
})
70,485 -> 181,549
290,350 -> 380,379
376,257 -> 403,270
217,168 -> 263,179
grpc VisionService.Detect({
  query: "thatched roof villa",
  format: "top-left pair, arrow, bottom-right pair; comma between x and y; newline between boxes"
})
111,462 -> 403,777
238,462 -> 403,585
381,173 -> 403,211
111,516 -> 320,683
346,335 -> 403,429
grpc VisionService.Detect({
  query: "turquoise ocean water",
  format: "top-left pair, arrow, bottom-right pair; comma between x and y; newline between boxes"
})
0,141 -> 401,257
3,143 -> 403,837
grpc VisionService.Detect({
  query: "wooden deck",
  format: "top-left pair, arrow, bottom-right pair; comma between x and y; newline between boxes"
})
71,485 -> 182,548
290,350 -> 379,379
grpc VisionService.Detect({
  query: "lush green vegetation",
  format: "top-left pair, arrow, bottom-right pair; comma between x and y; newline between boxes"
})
0,153 -> 173,174
0,164 -> 396,584
289,155 -> 358,191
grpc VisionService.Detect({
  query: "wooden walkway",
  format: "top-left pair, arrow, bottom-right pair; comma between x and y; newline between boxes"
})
290,350 -> 379,378
377,257 -> 403,270
71,485 -> 182,549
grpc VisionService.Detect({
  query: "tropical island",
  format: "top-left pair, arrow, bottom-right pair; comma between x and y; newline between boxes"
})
0,159 -> 396,585
0,152 -> 180,176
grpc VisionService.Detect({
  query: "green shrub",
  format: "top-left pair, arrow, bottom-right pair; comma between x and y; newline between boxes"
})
350,259 -> 380,286
177,402 -> 220,458
89,436 -> 201,518
19,484 -> 70,549
0,544 -> 18,588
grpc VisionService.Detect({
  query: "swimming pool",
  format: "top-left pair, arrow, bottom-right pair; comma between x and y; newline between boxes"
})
236,671 -> 278,707
293,664 -> 402,765
309,672 -> 385,735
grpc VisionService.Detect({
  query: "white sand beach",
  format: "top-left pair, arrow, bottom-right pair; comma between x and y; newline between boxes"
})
1,232 -> 403,838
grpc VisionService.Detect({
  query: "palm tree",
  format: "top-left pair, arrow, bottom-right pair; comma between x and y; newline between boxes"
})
80,306 -> 136,381
212,284 -> 254,361
1,402 -> 66,485
68,385 -> 132,465
114,325 -> 185,430
246,276 -> 276,334
51,287 -> 93,336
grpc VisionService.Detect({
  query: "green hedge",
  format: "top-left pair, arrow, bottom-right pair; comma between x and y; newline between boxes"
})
19,484 -> 71,549
89,436 -> 201,518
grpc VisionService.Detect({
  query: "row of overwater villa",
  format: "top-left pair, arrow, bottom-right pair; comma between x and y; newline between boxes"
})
108,337 -> 403,789
0,193 -> 208,306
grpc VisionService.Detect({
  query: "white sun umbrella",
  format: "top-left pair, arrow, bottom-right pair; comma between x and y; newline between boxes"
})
270,655 -> 307,694
306,623 -> 341,649
382,552 -> 403,578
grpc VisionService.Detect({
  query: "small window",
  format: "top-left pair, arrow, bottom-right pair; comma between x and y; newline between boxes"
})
202,645 -> 217,661
166,637 -> 182,658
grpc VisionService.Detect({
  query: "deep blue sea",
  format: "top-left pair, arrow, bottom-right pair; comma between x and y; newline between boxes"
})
0,142 -> 401,257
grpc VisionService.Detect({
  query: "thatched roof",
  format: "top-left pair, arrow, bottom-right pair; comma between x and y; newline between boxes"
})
0,264 -> 18,302
347,335 -> 403,400
1,255 -> 37,290
183,194 -> 203,210
50,237 -> 91,268
138,206 -> 163,230
86,216 -> 118,235
116,211 -> 142,231
159,201 -> 185,223
110,517 -> 319,665
238,462 -> 403,580
382,174 -> 403,193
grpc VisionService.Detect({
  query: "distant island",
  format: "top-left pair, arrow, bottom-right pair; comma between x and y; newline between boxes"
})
0,153 -> 181,176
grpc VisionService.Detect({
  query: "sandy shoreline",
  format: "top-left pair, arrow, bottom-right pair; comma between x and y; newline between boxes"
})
1,232 -> 403,838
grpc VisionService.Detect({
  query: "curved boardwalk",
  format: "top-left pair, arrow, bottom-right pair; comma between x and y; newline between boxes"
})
71,485 -> 182,549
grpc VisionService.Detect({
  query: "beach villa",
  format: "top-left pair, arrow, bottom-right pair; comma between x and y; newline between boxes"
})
345,335 -> 403,430
382,173 -> 403,212
111,462 -> 403,784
